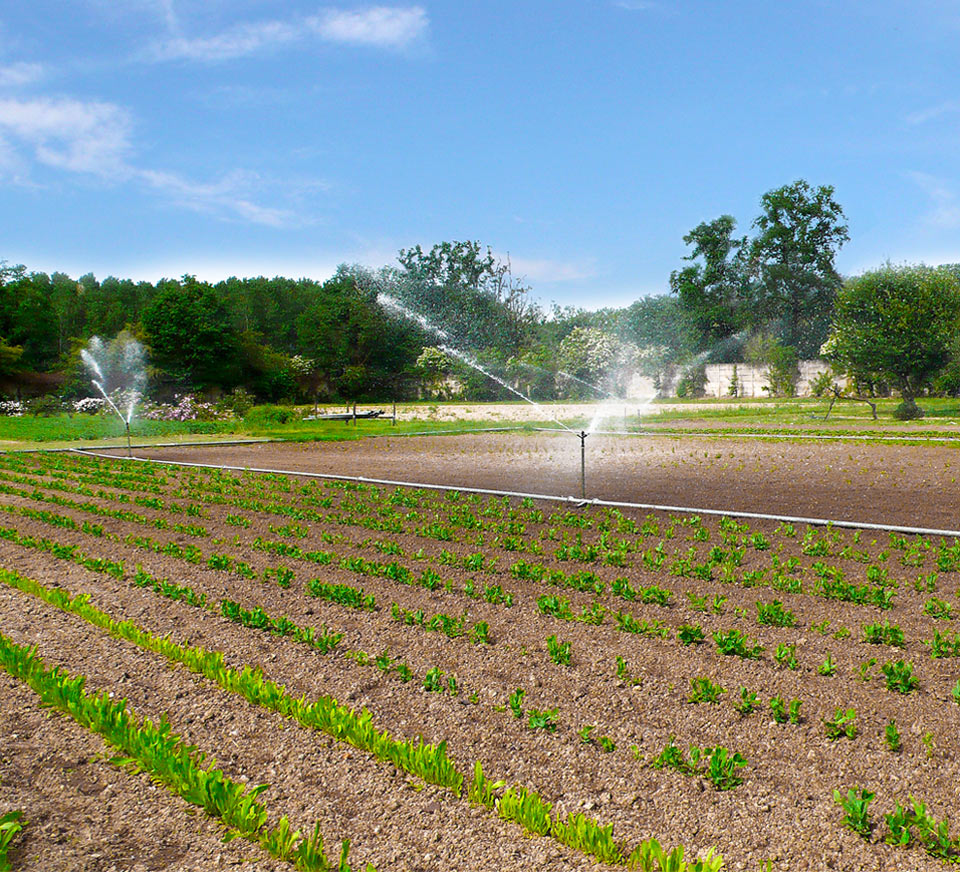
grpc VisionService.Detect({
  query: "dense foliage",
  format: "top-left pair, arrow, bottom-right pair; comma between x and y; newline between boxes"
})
4,178 -> 960,407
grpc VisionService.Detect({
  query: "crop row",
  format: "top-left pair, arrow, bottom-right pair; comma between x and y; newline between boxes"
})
4,510 -> 960,747
0,563 -> 722,870
0,629 -> 368,871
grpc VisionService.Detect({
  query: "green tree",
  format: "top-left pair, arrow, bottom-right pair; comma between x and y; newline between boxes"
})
670,215 -> 752,356
296,268 -> 423,400
394,241 -> 535,353
415,346 -> 454,399
141,277 -> 239,388
750,180 -> 849,356
824,264 -> 960,418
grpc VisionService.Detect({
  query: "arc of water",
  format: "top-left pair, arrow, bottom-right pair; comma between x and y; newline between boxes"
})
377,293 -> 575,433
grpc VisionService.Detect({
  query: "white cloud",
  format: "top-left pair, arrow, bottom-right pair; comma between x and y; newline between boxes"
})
905,100 -> 960,125
152,20 -> 302,62
908,170 -> 960,229
0,62 -> 45,89
0,95 -> 308,226
312,6 -> 428,48
135,167 -> 295,227
0,97 -> 132,175
150,5 -> 428,62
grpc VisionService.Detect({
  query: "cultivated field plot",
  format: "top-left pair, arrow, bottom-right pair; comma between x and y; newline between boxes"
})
0,447 -> 959,870
131,432 -> 960,530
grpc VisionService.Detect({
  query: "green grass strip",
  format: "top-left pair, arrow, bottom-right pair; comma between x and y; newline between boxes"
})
0,630 -> 368,871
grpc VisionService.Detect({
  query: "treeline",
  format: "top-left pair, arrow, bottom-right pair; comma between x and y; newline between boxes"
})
4,178 -> 951,407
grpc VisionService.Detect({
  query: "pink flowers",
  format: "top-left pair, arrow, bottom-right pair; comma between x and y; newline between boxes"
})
140,395 -> 233,422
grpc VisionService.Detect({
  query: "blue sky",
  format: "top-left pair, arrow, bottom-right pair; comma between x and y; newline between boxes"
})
2,1 -> 960,309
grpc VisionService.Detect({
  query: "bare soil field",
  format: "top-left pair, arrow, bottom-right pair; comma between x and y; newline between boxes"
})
130,431 -> 960,531
1,438 -> 959,871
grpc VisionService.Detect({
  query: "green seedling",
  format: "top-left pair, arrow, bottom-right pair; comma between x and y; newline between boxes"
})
862,619 -> 905,647
774,643 -> 799,670
688,676 -> 726,704
713,629 -> 764,659
823,708 -> 857,740
527,708 -> 558,733
818,654 -> 837,676
833,787 -> 875,838
676,623 -> 705,646
578,724 -> 595,744
885,720 -> 901,752
705,747 -> 747,791
508,688 -> 525,719
951,679 -> 960,705
924,597 -> 953,620
856,658 -> 878,682
734,686 -> 760,716
546,635 -> 572,666
756,599 -> 796,627
880,659 -> 919,694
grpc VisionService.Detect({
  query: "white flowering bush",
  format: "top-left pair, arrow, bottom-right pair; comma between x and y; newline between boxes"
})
140,394 -> 234,422
73,397 -> 105,414
0,400 -> 23,417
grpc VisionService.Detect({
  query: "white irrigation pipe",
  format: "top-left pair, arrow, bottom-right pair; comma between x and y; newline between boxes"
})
71,447 -> 960,539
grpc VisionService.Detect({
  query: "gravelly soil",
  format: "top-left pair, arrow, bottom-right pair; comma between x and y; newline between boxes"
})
2,442 -> 960,871
122,432 -> 960,530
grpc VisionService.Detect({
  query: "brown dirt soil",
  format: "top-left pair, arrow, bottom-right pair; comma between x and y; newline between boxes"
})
2,442 -> 960,871
128,432 -> 960,530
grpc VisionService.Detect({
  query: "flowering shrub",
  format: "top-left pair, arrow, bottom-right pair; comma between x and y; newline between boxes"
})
73,397 -> 105,414
0,400 -> 23,417
141,394 -> 233,422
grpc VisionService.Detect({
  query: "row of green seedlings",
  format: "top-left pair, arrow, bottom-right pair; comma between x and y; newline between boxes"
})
11,497 -> 955,681
0,631 -> 369,871
0,454 -> 167,493
0,516 -> 493,702
648,736 -> 747,791
253,534 -> 516,607
19,452 -> 960,578
834,788 -> 960,863
504,688 -> 559,733
134,564 -> 474,704
0,478 -> 211,537
539,591 -> 960,684
16,466 -> 943,681
26,455 -> 957,614
15,506 -> 952,712
467,762 -> 724,871
0,565 -> 720,871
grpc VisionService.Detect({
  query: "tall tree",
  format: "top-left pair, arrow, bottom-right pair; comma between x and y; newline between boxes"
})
824,264 -> 960,418
141,277 -> 239,388
750,180 -> 849,356
669,215 -> 752,357
395,241 -> 534,353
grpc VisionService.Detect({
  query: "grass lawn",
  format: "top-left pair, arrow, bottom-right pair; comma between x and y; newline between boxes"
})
4,396 -> 960,451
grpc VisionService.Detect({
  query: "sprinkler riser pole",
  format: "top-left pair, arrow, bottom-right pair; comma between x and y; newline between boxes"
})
579,431 -> 587,500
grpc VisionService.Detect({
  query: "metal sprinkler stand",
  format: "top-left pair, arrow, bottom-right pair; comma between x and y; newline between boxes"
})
579,430 -> 588,499
124,420 -> 132,458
